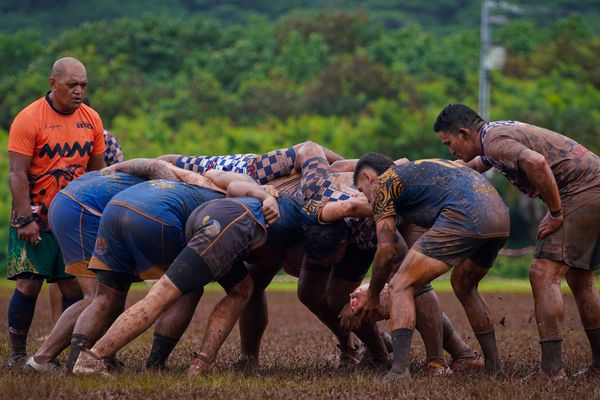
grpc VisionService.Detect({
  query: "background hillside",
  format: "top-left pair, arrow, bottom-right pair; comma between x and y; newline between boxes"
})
1,1 -> 599,274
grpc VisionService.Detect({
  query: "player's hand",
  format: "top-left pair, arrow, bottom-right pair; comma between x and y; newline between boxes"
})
261,185 -> 279,198
262,195 -> 280,226
345,295 -> 380,331
18,221 -> 41,246
537,211 -> 563,239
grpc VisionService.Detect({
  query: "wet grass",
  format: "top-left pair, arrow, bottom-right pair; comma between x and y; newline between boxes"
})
1,287 -> 598,399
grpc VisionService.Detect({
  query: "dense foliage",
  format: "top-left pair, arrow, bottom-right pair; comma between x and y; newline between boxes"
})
1,4 -> 599,275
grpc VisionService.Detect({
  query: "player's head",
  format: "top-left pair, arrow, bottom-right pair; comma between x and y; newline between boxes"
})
304,220 -> 348,265
434,104 -> 485,162
353,152 -> 394,203
49,57 -> 87,114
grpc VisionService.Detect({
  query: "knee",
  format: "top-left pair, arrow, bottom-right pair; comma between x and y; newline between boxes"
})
566,270 -> 595,294
529,259 -> 561,289
389,273 -> 414,298
450,274 -> 472,299
16,278 -> 43,297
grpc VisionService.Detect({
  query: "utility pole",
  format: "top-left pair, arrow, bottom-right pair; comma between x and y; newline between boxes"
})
479,0 -> 491,120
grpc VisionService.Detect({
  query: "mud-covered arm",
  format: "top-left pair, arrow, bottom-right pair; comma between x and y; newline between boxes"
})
8,152 -> 40,242
105,158 -> 179,180
227,181 -> 280,225
459,156 -> 491,173
203,169 -> 255,190
319,198 -> 373,222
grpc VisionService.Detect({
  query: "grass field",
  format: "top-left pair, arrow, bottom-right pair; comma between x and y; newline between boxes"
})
1,281 -> 598,399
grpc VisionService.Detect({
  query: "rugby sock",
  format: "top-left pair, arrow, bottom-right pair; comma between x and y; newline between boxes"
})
540,339 -> 563,375
64,334 -> 92,372
390,328 -> 413,374
474,330 -> 501,372
146,334 -> 179,369
62,294 -> 83,312
442,313 -> 475,359
584,328 -> 600,367
7,289 -> 37,355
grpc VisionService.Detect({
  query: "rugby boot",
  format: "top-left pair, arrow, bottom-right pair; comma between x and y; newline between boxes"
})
522,367 -> 567,381
382,369 -> 411,382
6,353 -> 28,369
337,343 -> 365,369
356,349 -> 391,372
572,365 -> 600,379
105,355 -> 125,372
232,354 -> 258,373
72,348 -> 111,377
423,359 -> 453,376
24,356 -> 61,373
188,353 -> 214,378
450,352 -> 484,373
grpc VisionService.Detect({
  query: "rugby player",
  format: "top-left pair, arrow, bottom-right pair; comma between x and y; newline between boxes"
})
434,104 -> 600,378
26,158 -> 220,372
352,153 -> 509,380
59,167 -> 257,372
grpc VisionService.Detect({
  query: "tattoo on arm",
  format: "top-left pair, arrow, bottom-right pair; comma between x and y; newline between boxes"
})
113,159 -> 179,181
368,218 -> 400,299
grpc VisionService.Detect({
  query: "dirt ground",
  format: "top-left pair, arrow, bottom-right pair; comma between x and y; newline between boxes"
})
0,285 -> 598,399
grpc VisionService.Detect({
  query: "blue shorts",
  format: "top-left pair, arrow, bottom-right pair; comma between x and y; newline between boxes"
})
89,203 -> 186,280
49,192 -> 100,278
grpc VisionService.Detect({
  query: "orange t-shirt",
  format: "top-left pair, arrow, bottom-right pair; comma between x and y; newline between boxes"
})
8,95 -> 106,230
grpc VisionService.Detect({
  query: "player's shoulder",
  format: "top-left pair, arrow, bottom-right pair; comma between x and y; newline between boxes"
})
78,103 -> 102,121
12,97 -> 46,122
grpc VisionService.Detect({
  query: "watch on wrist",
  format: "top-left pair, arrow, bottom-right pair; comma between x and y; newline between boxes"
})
549,208 -> 563,219
16,215 -> 36,229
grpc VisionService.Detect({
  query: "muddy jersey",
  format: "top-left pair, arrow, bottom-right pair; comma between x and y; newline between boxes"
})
109,180 -> 225,229
480,121 -> 600,198
8,95 -> 105,230
373,160 -> 509,238
58,170 -> 145,214
270,174 -> 303,198
175,147 -> 296,185
301,156 -> 376,250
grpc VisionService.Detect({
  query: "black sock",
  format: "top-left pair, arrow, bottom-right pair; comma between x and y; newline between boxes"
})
61,294 -> 83,312
540,339 -> 563,375
390,328 -> 413,374
475,330 -> 501,372
7,289 -> 38,355
585,328 -> 600,367
64,334 -> 92,373
146,334 -> 179,369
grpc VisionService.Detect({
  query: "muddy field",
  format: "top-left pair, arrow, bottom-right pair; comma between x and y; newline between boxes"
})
0,285 -> 598,399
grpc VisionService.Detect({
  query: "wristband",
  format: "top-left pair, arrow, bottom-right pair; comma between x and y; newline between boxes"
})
549,208 -> 563,219
16,215 -> 36,229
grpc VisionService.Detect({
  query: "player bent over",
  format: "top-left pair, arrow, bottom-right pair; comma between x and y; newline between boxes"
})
351,153 -> 509,381
434,104 -> 600,379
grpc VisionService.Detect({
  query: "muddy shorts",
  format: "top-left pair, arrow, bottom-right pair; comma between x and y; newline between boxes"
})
184,199 -> 267,280
7,227 -> 70,282
49,192 -> 99,278
413,228 -> 507,268
89,203 -> 186,280
535,188 -> 600,270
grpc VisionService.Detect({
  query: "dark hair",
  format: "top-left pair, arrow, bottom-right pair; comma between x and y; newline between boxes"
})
433,104 -> 485,134
353,152 -> 394,184
304,221 -> 347,261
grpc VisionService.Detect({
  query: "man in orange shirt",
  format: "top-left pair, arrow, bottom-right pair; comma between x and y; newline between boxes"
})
6,57 -> 106,368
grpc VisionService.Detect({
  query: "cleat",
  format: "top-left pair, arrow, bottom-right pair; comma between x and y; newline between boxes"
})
72,348 -> 111,377
450,352 -> 484,373
24,356 -> 62,373
337,343 -> 365,369
105,355 -> 125,372
383,369 -> 411,382
423,359 -> 453,376
572,365 -> 600,379
188,353 -> 214,378
6,354 -> 28,369
232,354 -> 258,372
356,348 -> 391,372
522,367 -> 567,381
